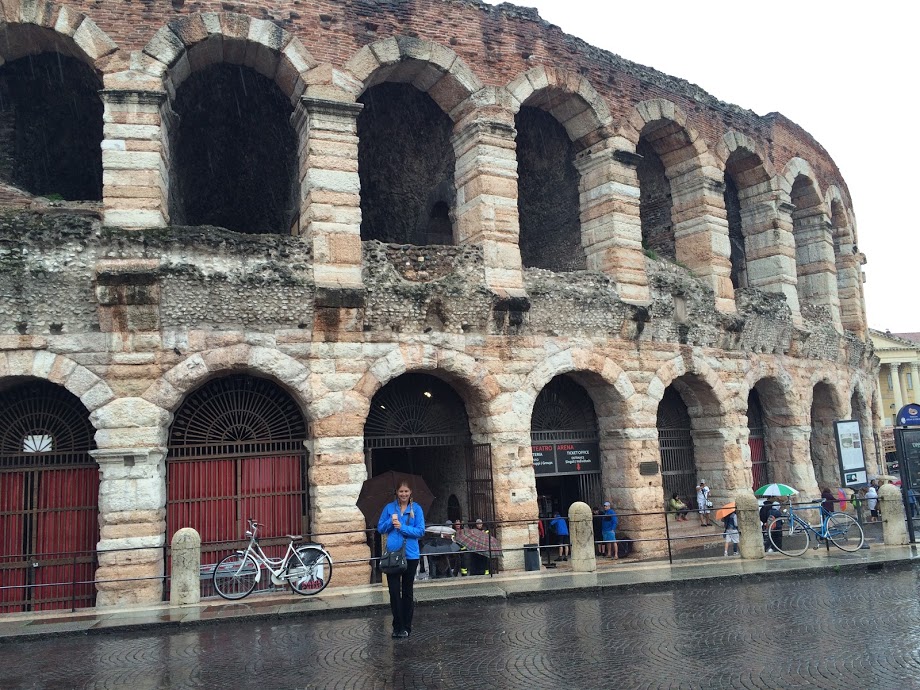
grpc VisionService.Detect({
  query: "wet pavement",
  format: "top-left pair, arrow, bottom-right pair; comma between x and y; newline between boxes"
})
2,559 -> 920,689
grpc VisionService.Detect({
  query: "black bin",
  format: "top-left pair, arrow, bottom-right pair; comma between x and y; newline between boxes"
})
524,544 -> 541,571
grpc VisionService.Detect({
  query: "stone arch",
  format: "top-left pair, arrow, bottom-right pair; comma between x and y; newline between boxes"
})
781,158 -> 840,329
351,345 -> 497,440
805,371 -> 848,491
621,100 -> 733,309
141,346 -> 313,420
344,36 -> 483,119
0,3 -> 118,67
648,353 -> 734,421
142,13 -> 317,104
0,350 -> 115,414
825,185 -> 853,246
506,66 -> 613,148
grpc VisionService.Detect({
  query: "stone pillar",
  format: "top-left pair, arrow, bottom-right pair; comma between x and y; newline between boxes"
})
769,424 -> 819,498
486,432 -> 540,571
912,363 -> 920,404
602,427 -> 661,556
91,447 -> 167,607
451,108 -> 526,297
308,433 -> 373,587
568,501 -> 596,572
835,249 -> 865,336
739,184 -> 802,325
879,482 -> 909,545
574,144 -> 651,305
169,527 -> 201,606
891,363 -> 904,412
736,492 -> 764,559
298,98 -> 365,294
790,207 -> 842,330
670,171 -> 736,313
101,90 -> 169,229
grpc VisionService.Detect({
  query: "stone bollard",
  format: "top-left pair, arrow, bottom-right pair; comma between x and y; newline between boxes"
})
879,483 -> 909,545
568,501 -> 596,573
737,492 -> 765,559
170,527 -> 201,606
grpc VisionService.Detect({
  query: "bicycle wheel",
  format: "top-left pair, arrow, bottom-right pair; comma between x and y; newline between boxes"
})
826,512 -> 865,552
768,515 -> 810,556
286,546 -> 333,596
212,553 -> 259,600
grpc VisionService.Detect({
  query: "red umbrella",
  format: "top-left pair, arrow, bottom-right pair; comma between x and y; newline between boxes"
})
835,488 -> 849,511
455,527 -> 503,556
356,470 -> 435,526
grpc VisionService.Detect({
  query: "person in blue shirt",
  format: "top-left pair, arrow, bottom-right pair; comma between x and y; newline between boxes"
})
377,479 -> 426,638
602,501 -> 619,559
549,511 -> 570,562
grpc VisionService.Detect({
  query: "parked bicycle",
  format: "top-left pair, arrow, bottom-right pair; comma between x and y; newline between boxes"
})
767,500 -> 864,556
212,519 -> 333,600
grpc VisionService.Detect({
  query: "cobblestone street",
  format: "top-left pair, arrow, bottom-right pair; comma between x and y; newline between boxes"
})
3,567 -> 920,689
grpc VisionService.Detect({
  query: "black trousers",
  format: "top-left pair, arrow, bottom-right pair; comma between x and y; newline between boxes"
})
386,559 -> 419,633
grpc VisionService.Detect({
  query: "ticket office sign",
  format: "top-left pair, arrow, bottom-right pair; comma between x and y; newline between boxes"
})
531,442 -> 600,475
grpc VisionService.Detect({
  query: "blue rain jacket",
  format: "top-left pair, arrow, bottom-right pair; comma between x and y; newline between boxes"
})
377,500 -> 426,560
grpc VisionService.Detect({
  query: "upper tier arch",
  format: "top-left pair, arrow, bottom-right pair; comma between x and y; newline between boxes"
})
0,2 -> 117,66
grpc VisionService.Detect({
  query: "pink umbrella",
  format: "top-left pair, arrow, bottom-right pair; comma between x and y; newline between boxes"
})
835,488 -> 849,511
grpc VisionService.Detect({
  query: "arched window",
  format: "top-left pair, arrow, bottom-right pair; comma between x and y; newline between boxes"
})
725,174 -> 747,288
358,83 -> 456,245
170,64 -> 298,234
516,106 -> 582,271
637,137 -> 674,260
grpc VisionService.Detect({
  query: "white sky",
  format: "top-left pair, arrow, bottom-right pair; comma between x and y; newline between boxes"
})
484,0 -> 918,332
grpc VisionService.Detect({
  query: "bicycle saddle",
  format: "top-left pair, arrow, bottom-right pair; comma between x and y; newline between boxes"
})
287,534 -> 304,542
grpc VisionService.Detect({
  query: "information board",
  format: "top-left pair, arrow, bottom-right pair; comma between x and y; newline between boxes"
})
834,420 -> 866,487
530,442 -> 600,476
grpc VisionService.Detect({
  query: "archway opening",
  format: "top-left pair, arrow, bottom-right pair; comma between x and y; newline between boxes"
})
724,174 -> 747,289
516,106 -> 583,271
530,375 -> 601,519
637,136 -> 674,260
657,385 -> 697,508
0,53 -> 102,200
748,389 -> 768,488
166,373 -> 309,596
357,83 -> 456,245
364,372 -> 490,577
169,64 -> 298,234
0,379 -> 98,612
810,382 -> 840,488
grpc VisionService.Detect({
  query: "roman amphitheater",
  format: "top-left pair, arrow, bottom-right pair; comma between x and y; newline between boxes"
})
0,0 -> 879,610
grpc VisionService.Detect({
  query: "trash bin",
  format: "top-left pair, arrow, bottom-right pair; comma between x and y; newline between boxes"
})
524,544 -> 541,571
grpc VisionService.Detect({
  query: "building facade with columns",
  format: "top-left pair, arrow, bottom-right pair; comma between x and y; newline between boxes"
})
869,330 -> 920,464
0,0 -> 879,611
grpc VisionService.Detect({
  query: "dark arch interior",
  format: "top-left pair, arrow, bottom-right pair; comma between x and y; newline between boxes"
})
0,53 -> 102,201
637,137 -> 674,260
516,106 -> 583,271
365,372 -> 470,445
747,389 -> 765,431
724,174 -> 746,288
170,64 -> 298,234
357,83 -> 455,245
658,386 -> 697,503
531,375 -> 598,436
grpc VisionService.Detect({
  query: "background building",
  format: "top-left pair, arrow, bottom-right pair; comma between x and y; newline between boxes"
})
0,0 -> 878,612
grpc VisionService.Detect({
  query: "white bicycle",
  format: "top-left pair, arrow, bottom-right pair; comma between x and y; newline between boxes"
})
212,519 -> 333,600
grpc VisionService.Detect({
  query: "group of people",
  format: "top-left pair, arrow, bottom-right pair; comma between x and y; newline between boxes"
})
666,479 -> 713,527
541,500 -> 621,562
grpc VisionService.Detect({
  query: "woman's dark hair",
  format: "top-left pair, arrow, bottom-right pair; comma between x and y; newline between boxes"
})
671,492 -> 679,500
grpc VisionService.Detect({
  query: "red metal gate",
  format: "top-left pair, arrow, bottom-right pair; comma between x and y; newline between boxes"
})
165,375 -> 309,596
0,381 -> 98,613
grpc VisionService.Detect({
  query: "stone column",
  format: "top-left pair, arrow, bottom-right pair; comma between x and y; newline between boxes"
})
911,363 -> 920,404
736,492 -> 764,559
298,98 -> 365,297
891,363 -> 904,412
484,432 -> 540,571
307,433 -> 373,587
789,207 -> 842,330
574,145 -> 650,305
91,447 -> 167,607
602,427 -> 661,556
451,108 -> 526,297
738,184 -> 802,325
835,249 -> 865,336
767,424 -> 818,497
670,171 -> 736,313
101,90 -> 169,229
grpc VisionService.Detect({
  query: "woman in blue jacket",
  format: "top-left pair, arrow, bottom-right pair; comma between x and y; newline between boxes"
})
377,479 -> 426,638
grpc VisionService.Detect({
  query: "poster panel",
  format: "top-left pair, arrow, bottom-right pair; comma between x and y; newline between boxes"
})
834,420 -> 866,487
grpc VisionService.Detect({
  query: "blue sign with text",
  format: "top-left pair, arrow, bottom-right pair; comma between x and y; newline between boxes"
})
897,404 -> 920,427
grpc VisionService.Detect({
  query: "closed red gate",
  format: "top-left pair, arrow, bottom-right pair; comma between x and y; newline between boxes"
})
165,375 -> 309,597
0,381 -> 98,613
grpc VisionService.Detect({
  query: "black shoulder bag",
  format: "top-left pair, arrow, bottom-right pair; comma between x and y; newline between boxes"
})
379,537 -> 407,574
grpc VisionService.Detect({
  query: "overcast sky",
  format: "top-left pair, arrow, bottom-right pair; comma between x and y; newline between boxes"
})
484,0 -> 916,332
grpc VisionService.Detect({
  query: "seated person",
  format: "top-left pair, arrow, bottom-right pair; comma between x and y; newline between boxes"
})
668,493 -> 690,521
